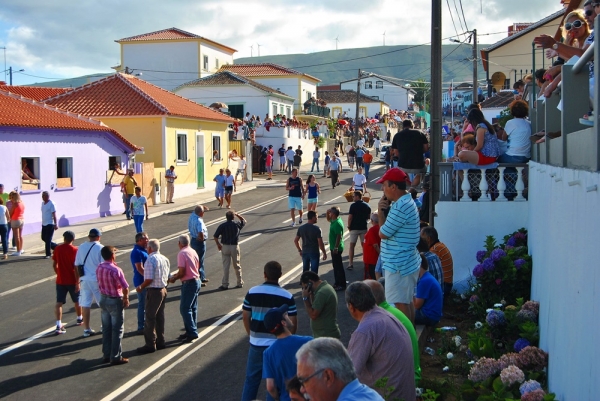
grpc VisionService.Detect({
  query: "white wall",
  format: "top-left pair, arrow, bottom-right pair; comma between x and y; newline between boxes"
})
326,102 -> 382,119
122,42 -> 199,91
200,42 -> 234,77
249,76 -> 319,113
482,107 -> 505,123
434,201 -> 529,290
340,79 -> 413,110
527,162 -> 600,401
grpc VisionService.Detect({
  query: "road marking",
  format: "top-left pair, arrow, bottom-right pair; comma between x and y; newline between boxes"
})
0,326 -> 56,357
370,176 -> 382,182
323,196 -> 342,204
101,232 -> 350,400
0,194 -> 289,298
239,233 -> 261,244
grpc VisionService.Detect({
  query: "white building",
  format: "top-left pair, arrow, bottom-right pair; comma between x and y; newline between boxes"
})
218,63 -> 321,117
174,71 -> 295,120
339,74 -> 415,111
317,90 -> 390,119
113,27 -> 237,91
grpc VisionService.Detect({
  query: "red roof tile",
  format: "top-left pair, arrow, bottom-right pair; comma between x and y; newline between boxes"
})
219,63 -> 320,82
175,71 -> 293,98
0,90 -> 139,151
44,73 -> 234,123
0,85 -> 71,101
116,27 -> 237,52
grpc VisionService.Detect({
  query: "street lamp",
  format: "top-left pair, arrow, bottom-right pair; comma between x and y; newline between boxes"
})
4,67 -> 25,85
449,29 -> 478,103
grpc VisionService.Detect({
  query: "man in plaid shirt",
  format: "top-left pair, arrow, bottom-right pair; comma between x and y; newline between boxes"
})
136,239 -> 170,354
96,246 -> 130,365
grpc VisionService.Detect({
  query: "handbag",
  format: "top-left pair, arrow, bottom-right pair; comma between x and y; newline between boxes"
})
77,245 -> 94,277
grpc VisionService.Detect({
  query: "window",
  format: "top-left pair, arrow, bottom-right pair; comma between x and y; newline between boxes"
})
56,157 -> 73,188
286,106 -> 291,118
228,104 -> 244,119
203,55 -> 209,70
212,134 -> 221,163
280,104 -> 284,115
503,79 -> 511,90
272,103 -> 278,117
365,81 -> 373,89
21,157 -> 40,189
371,96 -> 379,100
306,91 -> 312,101
177,133 -> 188,163
109,156 -> 122,170
376,81 -> 383,89
215,58 -> 219,69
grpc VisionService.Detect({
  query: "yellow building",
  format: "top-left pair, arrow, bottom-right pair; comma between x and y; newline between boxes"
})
45,73 -> 233,200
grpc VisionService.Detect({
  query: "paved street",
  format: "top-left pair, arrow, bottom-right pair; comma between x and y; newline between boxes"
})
0,165 -> 387,401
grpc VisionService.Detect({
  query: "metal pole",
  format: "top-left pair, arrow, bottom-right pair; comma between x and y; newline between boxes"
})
355,69 -> 362,145
472,29 -> 478,103
430,0 -> 442,226
9,66 -> 12,85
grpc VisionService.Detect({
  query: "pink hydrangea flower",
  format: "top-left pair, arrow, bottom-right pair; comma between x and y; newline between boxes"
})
500,365 -> 525,386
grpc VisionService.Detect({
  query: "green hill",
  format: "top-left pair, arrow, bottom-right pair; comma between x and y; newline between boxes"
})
234,44 -> 489,86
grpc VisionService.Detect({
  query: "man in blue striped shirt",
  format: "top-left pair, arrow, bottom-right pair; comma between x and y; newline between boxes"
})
377,168 -> 421,323
241,261 -> 297,401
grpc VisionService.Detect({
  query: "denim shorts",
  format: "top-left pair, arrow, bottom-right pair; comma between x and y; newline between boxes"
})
56,284 -> 79,304
288,197 -> 302,210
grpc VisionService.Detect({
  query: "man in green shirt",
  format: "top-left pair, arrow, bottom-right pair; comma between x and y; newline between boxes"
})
300,271 -> 341,339
327,206 -> 346,291
0,184 -> 8,204
365,279 -> 421,384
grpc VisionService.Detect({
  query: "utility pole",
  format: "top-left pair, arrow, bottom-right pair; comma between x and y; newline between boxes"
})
472,29 -> 478,103
430,0 -> 442,226
9,66 -> 12,85
257,43 -> 261,57
355,69 -> 362,145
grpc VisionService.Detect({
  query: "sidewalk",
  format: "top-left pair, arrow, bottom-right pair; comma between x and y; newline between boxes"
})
18,175 -> 284,256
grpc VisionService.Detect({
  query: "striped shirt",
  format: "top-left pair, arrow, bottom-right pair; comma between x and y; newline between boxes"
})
242,282 -> 297,347
424,251 -> 443,286
188,212 -> 208,239
379,193 -> 420,276
97,261 -> 129,297
214,219 -> 245,245
430,242 -> 453,284
143,252 -> 170,288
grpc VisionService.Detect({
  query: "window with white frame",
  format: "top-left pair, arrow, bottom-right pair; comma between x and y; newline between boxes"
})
376,81 -> 383,89
176,132 -> 188,163
203,55 -> 209,70
56,157 -> 73,188
272,103 -> 278,117
212,134 -> 221,163
109,156 -> 122,170
280,104 -> 284,115
365,81 -> 373,89
215,58 -> 219,69
306,91 -> 312,101
21,157 -> 40,188
286,106 -> 291,118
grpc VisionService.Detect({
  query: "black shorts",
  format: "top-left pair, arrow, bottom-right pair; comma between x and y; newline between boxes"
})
56,284 -> 80,304
224,185 -> 234,194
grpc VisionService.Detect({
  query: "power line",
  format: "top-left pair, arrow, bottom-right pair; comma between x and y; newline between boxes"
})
458,0 -> 469,32
452,0 -> 467,38
446,0 -> 461,40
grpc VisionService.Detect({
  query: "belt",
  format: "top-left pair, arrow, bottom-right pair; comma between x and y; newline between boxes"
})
147,287 -> 166,290
101,294 -> 121,299
182,278 -> 199,283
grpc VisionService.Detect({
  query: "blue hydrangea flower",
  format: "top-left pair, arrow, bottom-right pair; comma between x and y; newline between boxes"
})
473,264 -> 484,277
476,250 -> 487,263
490,248 -> 507,262
514,259 -> 526,270
482,258 -> 495,272
514,338 -> 531,352
507,236 -> 517,247
519,380 -> 542,395
486,310 -> 506,327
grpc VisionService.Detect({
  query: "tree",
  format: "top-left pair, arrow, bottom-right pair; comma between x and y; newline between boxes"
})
411,79 -> 431,112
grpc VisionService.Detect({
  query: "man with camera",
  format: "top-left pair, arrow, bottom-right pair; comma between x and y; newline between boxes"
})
300,271 -> 341,339
74,228 -> 104,338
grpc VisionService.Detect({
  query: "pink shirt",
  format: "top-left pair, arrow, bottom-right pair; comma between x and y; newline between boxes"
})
11,202 -> 24,221
97,261 -> 129,297
177,246 -> 200,281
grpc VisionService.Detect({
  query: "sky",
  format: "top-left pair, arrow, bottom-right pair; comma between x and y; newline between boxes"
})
0,0 -> 560,86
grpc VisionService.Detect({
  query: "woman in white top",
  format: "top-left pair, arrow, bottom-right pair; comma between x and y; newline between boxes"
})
497,100 -> 531,163
0,197 -> 10,259
352,167 -> 367,192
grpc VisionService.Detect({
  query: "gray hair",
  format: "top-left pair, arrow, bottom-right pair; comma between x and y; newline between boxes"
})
370,213 -> 379,224
178,234 -> 190,247
296,338 -> 356,384
148,239 -> 160,253
345,281 -> 376,312
364,279 -> 385,305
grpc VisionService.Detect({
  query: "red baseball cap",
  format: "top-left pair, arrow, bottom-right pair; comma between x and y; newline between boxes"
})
376,167 -> 411,185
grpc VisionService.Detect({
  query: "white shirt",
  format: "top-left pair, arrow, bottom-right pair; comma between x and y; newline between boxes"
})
238,159 -> 247,170
353,173 -> 367,188
313,150 -> 320,158
74,241 -> 103,281
285,149 -> 296,161
374,139 -> 381,149
504,118 -> 531,158
41,200 -> 56,226
0,205 -> 7,225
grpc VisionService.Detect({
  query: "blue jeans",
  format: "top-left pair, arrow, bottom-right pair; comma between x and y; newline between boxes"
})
241,344 -> 272,401
100,295 -> 125,361
125,194 -> 133,219
41,224 -> 57,257
364,162 -> 371,179
133,215 -> 144,233
136,288 -> 146,331
311,158 -> 320,172
0,224 -> 7,255
415,309 -> 440,326
191,238 -> 207,281
302,252 -> 320,273
180,279 -> 200,338
287,159 -> 294,173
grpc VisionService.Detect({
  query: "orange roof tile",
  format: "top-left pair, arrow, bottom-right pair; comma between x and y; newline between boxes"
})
0,85 -> 72,101
116,27 -> 237,52
0,90 -> 139,151
219,63 -> 321,82
44,73 -> 234,123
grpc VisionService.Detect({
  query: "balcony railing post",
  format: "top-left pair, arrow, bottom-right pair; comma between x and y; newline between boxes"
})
460,169 -> 471,202
439,162 -> 453,201
497,166 -> 508,202
514,167 -> 526,201
479,168 -> 491,202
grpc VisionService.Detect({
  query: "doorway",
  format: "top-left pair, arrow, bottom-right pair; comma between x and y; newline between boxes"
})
196,133 -> 205,188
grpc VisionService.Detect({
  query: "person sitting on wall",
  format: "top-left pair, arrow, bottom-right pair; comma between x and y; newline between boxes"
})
413,254 -> 443,326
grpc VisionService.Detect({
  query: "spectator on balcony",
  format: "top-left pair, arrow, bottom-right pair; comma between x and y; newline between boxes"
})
458,109 -> 500,166
498,100 -> 531,164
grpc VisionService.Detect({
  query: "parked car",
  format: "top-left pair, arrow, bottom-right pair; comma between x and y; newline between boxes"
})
379,145 -> 390,163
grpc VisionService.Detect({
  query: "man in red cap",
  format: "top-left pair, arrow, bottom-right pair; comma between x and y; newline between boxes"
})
376,168 -> 421,322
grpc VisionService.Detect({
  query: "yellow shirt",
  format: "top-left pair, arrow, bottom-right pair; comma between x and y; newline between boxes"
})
123,176 -> 136,195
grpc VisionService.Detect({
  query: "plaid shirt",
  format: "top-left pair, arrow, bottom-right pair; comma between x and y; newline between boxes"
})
97,261 -> 129,297
144,252 -> 170,288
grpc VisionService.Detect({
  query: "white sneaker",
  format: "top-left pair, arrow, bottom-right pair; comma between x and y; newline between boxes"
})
290,222 -> 296,227
11,251 -> 21,256
56,325 -> 66,335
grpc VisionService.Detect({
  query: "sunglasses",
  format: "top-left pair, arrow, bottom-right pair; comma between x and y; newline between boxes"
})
585,9 -> 595,16
565,20 -> 584,31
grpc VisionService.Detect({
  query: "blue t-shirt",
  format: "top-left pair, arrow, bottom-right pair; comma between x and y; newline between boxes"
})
416,271 -> 443,321
262,335 -> 313,401
214,174 -> 226,189
130,244 -> 148,287
356,148 -> 365,158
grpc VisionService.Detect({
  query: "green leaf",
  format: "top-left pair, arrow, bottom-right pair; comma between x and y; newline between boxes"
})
492,377 -> 505,393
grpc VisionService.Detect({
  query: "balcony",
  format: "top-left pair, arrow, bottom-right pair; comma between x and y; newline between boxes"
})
303,104 -> 330,118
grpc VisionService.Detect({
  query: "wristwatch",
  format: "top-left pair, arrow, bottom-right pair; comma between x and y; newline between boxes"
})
552,43 -> 559,50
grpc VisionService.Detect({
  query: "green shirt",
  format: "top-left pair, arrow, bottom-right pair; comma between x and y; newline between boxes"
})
329,217 -> 344,252
310,281 -> 341,339
380,301 -> 422,384
0,193 -> 8,205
